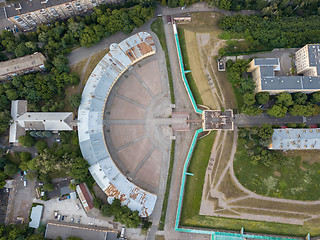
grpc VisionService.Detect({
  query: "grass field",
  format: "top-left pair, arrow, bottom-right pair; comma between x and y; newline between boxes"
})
180,131 -> 216,222
234,137 -> 320,201
151,18 -> 175,104
177,28 -> 203,106
159,140 -> 175,231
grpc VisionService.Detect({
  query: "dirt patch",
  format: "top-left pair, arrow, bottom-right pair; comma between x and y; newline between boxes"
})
212,131 -> 234,187
215,209 -> 240,216
274,171 -> 281,177
283,150 -> 320,164
229,197 -> 320,215
184,30 -> 217,109
232,207 -> 311,220
217,170 -> 248,201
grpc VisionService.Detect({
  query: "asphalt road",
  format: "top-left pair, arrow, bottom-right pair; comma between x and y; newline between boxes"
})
235,113 -> 320,127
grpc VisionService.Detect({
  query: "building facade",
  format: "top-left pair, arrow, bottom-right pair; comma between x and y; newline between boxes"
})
5,0 -> 112,30
248,44 -> 320,94
295,44 -> 320,77
0,52 -> 46,80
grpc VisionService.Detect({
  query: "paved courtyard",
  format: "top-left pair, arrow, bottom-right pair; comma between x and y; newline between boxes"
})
103,56 -> 172,194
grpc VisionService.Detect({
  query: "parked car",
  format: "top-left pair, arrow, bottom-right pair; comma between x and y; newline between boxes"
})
38,182 -> 44,186
54,211 -> 58,219
76,204 -> 80,210
23,180 -> 27,187
20,172 -> 23,181
58,195 -> 70,201
57,214 -> 61,221
120,227 -> 126,238
70,217 -> 74,222
77,218 -> 80,224
61,215 -> 65,221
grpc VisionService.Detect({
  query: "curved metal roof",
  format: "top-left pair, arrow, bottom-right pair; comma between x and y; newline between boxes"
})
78,32 -> 156,217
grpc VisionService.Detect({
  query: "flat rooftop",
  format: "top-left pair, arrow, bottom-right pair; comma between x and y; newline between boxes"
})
203,110 -> 233,130
5,0 -> 74,18
45,221 -> 117,240
270,128 -> 320,150
307,44 -> 320,76
252,57 -> 320,91
0,52 -> 45,77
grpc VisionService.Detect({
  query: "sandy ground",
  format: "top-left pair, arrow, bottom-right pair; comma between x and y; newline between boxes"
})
184,30 -> 217,109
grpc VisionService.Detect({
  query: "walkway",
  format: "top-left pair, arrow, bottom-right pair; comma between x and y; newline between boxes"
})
235,113 -> 320,126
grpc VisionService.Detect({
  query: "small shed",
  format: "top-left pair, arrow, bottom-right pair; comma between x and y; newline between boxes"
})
29,205 -> 43,228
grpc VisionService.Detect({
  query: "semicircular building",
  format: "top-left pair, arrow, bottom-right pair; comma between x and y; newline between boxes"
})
78,32 -> 157,217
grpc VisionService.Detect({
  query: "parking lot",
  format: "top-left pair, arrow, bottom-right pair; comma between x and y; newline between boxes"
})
34,197 -> 115,229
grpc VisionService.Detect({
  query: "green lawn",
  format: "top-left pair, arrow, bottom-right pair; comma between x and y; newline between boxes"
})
179,130 -> 320,236
234,136 -> 320,201
151,18 -> 175,104
158,140 -> 175,230
180,131 -> 216,222
177,28 -> 203,106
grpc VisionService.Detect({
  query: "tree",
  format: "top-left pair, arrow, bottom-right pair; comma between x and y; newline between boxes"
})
67,237 -> 83,240
93,197 -> 102,209
52,55 -> 69,73
100,204 -> 113,217
5,89 -> 18,101
0,110 -> 11,134
243,92 -> 256,106
311,91 -> 320,103
292,92 -> 307,105
42,183 -> 54,191
18,134 -> 35,147
68,94 -> 81,109
19,152 -> 32,162
276,92 -> 293,107
267,105 -> 287,117
256,92 -> 269,105
4,163 -> 18,176
258,124 -> 273,140
35,140 -> 48,153
70,157 -> 89,181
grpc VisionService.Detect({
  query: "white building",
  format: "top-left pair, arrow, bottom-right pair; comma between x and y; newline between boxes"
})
9,100 -> 74,144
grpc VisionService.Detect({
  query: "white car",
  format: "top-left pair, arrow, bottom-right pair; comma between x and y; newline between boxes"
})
23,180 -> 27,187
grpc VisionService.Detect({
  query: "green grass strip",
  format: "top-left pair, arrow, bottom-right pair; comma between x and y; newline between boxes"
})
158,140 -> 176,230
151,18 -> 175,104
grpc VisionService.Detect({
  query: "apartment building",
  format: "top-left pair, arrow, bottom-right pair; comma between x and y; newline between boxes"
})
248,44 -> 320,94
5,0 -> 110,30
295,44 -> 320,77
0,52 -> 46,80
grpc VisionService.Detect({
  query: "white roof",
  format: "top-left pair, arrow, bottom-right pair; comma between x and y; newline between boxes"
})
271,128 -> 320,150
78,32 -> 156,217
29,205 -> 43,228
17,112 -> 73,130
9,100 -> 74,143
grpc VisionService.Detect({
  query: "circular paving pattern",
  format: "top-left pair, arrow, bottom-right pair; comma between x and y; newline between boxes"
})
103,56 -> 171,194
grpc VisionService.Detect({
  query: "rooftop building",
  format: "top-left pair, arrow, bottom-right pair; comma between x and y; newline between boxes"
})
45,221 -> 118,240
0,52 -> 45,80
270,128 -> 320,150
78,32 -> 156,217
202,110 -> 234,131
296,44 -> 320,77
248,44 -> 320,94
9,100 -> 75,144
29,205 -> 43,228
76,183 -> 94,212
5,0 -> 110,30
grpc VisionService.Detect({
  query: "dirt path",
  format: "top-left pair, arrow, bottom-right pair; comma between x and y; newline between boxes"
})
200,127 -> 320,225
